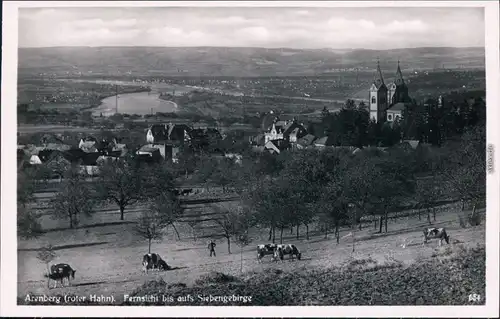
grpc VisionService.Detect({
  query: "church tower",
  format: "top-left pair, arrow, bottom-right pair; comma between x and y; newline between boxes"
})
388,61 -> 410,104
369,59 -> 388,122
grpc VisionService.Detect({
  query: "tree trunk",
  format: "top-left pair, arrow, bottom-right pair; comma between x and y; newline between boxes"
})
358,221 -> 362,231
379,215 -> 383,233
272,227 -> 276,243
433,207 -> 436,221
471,204 -> 477,217
461,200 -> 465,211
226,237 -> 231,254
69,213 -> 74,229
240,249 -> 243,273
268,227 -> 272,241
148,238 -> 151,254
384,209 -> 388,233
374,218 -> 377,230
290,226 -> 293,235
305,223 -> 309,240
418,209 -> 421,220
427,209 -> 431,225
171,223 -> 181,240
335,222 -> 340,244
280,227 -> 284,244
296,224 -> 299,240
324,223 -> 328,239
120,205 -> 125,221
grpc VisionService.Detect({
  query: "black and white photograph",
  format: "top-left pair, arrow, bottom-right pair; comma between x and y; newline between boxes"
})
1,1 -> 499,317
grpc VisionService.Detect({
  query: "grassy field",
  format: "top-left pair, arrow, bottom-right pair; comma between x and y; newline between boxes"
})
18,188 -> 486,305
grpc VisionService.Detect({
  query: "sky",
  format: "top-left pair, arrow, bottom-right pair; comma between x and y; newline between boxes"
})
18,7 -> 485,49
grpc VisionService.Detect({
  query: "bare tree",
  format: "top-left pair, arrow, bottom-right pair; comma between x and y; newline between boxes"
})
36,245 -> 57,288
52,169 -> 95,229
149,192 -> 184,240
96,157 -> 145,221
134,209 -> 165,254
212,204 -> 251,254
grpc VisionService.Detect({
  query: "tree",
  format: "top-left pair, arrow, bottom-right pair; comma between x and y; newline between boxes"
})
149,191 -> 184,240
97,157 -> 145,220
17,170 -> 44,239
233,206 -> 253,273
213,206 -> 240,254
36,245 -> 57,288
134,209 -> 166,254
52,169 -> 95,229
446,125 -> 486,220
415,175 -> 443,224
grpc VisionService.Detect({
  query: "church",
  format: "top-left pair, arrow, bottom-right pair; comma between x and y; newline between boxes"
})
369,60 -> 412,123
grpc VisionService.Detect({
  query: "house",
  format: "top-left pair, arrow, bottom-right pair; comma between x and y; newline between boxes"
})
79,136 -> 99,153
29,155 -> 42,165
264,118 -> 307,143
313,136 -> 335,148
77,152 -> 101,176
386,102 -> 405,123
136,145 -> 163,163
295,134 -> 316,149
249,134 -> 265,146
146,123 -> 191,145
264,139 -> 290,154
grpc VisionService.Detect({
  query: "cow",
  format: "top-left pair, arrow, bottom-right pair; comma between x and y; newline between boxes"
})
47,263 -> 76,289
157,259 -> 171,271
274,244 -> 302,262
423,227 -> 450,246
257,244 -> 277,263
181,189 -> 193,196
142,253 -> 166,274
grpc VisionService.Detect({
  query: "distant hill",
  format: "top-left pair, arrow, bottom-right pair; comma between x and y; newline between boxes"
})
18,46 -> 485,78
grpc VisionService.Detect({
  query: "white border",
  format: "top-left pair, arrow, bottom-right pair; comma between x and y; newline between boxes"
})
2,1 -> 499,317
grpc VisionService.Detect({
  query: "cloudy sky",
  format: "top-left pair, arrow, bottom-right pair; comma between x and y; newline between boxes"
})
19,7 -> 484,49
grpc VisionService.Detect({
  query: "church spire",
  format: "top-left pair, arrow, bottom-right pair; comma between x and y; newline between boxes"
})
395,60 -> 405,85
374,58 -> 385,88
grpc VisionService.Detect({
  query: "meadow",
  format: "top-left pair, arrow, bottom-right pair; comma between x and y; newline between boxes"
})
18,189 -> 485,306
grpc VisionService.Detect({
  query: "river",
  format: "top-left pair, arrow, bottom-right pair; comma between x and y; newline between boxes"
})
63,78 -> 360,116
92,91 -> 178,116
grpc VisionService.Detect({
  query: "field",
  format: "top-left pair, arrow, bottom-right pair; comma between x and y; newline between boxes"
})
18,189 -> 486,306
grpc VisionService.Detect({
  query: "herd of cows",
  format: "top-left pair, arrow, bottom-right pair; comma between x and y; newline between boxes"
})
42,226 -> 451,289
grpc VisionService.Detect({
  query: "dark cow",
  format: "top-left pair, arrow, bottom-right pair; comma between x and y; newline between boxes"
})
423,227 -> 450,246
257,244 -> 277,263
142,253 -> 164,274
157,259 -> 171,271
274,244 -> 302,262
47,263 -> 76,288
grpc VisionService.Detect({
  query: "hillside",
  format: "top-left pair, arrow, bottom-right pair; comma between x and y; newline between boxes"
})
18,46 -> 485,78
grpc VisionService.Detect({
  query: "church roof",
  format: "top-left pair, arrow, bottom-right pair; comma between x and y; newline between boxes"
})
373,59 -> 386,89
389,102 -> 407,111
395,61 -> 406,86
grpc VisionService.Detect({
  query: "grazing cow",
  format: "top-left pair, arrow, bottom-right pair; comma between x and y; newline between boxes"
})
142,253 -> 165,274
48,263 -> 76,288
157,259 -> 171,271
257,244 -> 277,263
274,244 -> 302,262
423,227 -> 450,246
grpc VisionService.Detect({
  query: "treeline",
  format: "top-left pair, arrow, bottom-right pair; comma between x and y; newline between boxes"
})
312,90 -> 485,149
